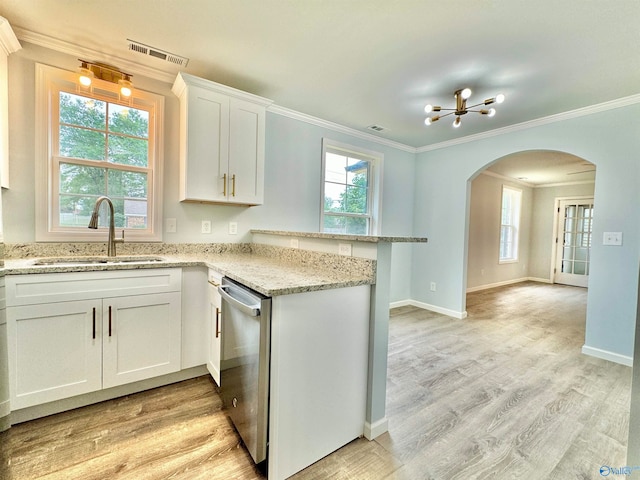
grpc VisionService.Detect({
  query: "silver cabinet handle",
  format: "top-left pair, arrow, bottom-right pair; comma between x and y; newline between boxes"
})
218,285 -> 261,316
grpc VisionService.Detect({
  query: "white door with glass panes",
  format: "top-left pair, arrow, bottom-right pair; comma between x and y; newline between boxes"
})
554,198 -> 594,287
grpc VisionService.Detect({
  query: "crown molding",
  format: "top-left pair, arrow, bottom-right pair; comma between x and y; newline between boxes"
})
0,17 -> 21,55
417,93 -> 640,153
268,104 -> 416,153
13,27 -> 176,83
12,25 -> 640,157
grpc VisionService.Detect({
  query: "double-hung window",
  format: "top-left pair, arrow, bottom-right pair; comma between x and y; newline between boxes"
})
35,64 -> 164,241
499,185 -> 522,262
320,139 -> 382,235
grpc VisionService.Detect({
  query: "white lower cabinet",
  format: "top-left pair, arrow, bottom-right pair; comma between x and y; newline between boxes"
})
268,285 -> 370,480
102,293 -> 181,389
6,269 -> 182,410
7,299 -> 102,409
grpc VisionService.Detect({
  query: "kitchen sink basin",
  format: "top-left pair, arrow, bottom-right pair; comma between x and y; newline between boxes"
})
32,255 -> 166,266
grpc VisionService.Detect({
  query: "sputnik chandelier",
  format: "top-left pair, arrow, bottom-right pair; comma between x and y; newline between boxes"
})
424,88 -> 505,128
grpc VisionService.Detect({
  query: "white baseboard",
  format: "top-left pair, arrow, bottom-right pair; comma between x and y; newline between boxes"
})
527,277 -> 553,284
391,299 -> 466,319
582,345 -> 633,367
389,299 -> 412,309
0,399 -> 9,418
364,417 -> 388,440
466,276 -> 551,293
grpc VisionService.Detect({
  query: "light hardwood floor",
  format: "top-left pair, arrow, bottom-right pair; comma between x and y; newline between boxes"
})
0,282 -> 631,479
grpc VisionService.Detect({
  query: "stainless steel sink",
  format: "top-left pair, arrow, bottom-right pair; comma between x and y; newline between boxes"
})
32,255 -> 166,266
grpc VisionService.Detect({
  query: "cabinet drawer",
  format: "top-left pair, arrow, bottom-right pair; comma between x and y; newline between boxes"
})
208,268 -> 223,286
6,268 -> 182,306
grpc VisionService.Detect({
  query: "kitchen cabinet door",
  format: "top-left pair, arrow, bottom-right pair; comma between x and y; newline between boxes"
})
102,292 -> 182,389
178,84 -> 230,203
206,270 -> 223,385
7,300 -> 103,409
172,72 -> 271,206
227,98 -> 265,205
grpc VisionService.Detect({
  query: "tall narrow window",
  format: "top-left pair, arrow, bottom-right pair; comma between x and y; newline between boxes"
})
499,186 -> 521,262
320,139 -> 382,235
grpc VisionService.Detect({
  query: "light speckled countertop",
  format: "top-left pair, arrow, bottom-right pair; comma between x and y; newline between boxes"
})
2,245 -> 376,297
251,229 -> 428,243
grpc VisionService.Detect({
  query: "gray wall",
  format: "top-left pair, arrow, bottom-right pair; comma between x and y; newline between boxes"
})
467,173 -> 533,290
4,42 -> 417,302
529,182 -> 595,280
4,42 -> 640,362
467,172 -> 596,290
412,107 -> 640,361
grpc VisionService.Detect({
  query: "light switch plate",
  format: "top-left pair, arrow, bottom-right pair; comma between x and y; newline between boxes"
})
229,222 -> 238,235
603,232 -> 623,246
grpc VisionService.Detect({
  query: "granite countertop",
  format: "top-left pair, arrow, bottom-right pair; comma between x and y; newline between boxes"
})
251,229 -> 428,243
2,251 -> 375,297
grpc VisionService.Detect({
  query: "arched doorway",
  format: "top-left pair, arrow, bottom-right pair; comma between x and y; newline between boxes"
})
465,149 -> 596,294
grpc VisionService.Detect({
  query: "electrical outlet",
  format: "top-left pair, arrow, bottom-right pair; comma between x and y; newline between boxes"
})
229,222 -> 238,235
165,218 -> 176,233
201,220 -> 211,234
338,243 -> 352,256
290,238 -> 299,249
430,282 -> 437,292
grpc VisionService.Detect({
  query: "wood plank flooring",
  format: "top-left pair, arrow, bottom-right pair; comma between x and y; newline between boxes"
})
0,282 -> 631,479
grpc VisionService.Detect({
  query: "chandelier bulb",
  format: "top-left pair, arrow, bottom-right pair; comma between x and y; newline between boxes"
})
424,89 -> 502,127
78,61 -> 94,87
118,76 -> 133,98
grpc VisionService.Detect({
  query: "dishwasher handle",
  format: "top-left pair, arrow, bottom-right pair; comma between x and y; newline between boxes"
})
219,284 -> 261,317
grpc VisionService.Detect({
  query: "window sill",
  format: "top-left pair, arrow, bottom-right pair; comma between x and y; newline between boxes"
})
499,259 -> 519,265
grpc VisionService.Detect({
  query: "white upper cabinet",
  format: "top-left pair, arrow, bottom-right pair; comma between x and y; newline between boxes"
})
172,73 -> 272,205
0,17 -> 21,190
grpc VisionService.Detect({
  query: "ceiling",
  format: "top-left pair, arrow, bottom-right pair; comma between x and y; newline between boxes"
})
0,0 -> 637,181
485,151 -> 595,186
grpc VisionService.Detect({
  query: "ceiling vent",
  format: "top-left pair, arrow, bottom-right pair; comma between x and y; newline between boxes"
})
367,124 -> 387,133
127,39 -> 189,67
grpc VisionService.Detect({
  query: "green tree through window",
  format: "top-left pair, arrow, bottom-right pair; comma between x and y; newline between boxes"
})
57,92 -> 150,228
323,151 -> 370,234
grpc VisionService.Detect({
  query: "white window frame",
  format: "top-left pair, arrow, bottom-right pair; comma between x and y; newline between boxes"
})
320,138 -> 383,236
499,185 -> 522,263
35,63 -> 164,242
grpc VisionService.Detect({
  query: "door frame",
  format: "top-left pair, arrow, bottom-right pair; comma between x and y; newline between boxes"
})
550,195 -> 594,286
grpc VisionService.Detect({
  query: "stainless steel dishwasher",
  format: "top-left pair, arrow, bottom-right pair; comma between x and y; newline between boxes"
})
218,277 -> 271,465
